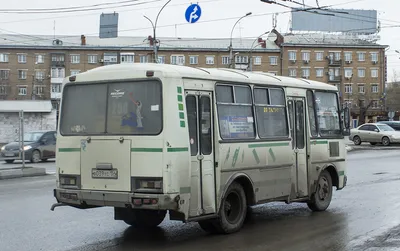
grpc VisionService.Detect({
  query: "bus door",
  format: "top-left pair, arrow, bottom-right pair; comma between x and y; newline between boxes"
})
185,90 -> 216,217
287,97 -> 309,198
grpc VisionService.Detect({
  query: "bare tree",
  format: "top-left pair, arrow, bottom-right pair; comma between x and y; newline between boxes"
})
386,69 -> 400,113
353,83 -> 379,125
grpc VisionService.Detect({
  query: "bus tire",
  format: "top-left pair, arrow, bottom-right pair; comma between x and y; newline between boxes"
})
307,169 -> 333,212
213,182 -> 247,234
122,209 -> 166,228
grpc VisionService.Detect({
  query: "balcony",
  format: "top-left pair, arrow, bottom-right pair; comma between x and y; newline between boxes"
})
51,77 -> 64,84
328,75 -> 342,83
327,58 -> 342,66
51,92 -> 62,100
51,53 -> 66,67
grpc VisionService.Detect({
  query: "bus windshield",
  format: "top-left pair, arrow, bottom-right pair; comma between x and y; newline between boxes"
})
60,80 -> 162,135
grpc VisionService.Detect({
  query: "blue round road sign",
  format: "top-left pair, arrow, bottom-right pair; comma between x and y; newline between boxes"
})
185,4 -> 202,24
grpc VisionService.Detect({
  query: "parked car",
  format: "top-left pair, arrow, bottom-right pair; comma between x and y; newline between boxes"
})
349,123 -> 400,146
0,130 -> 57,164
377,121 -> 400,131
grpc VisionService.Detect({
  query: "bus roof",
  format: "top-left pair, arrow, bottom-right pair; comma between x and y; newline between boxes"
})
68,63 -> 338,92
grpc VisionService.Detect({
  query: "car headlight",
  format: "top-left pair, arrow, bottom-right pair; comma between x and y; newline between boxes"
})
0,146 -> 5,151
23,145 -> 32,151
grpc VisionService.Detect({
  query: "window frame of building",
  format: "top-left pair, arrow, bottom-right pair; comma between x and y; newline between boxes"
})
35,54 -> 45,64
35,70 -> 45,80
315,68 -> 324,78
222,56 -> 230,65
370,52 -> 378,63
344,68 -> 353,79
315,51 -> 324,61
358,84 -> 365,94
189,55 -> 199,65
205,55 -> 214,65
51,67 -> 65,78
301,67 -> 310,78
371,68 -> 379,78
288,51 -> 297,61
0,85 -> 6,95
288,68 -> 297,77
18,69 -> 27,80
253,56 -> 262,65
344,84 -> 353,94
52,54 -> 65,62
372,100 -> 379,109
70,54 -> 80,64
17,53 -> 27,64
0,53 -> 9,63
139,55 -> 149,63
18,86 -> 27,96
120,53 -> 135,63
70,70 -> 81,76
357,52 -> 366,62
301,51 -> 310,62
344,52 -> 353,62
52,83 -> 62,93
0,69 -> 9,80
358,68 -> 366,78
235,55 -> 248,64
171,55 -> 185,65
158,55 -> 165,64
88,55 -> 98,64
34,85 -> 45,95
269,56 -> 278,65
371,84 -> 379,93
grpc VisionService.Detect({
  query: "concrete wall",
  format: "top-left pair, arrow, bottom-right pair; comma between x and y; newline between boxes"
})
0,110 -> 57,144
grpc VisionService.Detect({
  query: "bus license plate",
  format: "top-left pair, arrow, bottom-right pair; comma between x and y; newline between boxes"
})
92,169 -> 118,179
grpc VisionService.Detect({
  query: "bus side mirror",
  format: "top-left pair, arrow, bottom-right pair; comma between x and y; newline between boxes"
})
343,106 -> 351,136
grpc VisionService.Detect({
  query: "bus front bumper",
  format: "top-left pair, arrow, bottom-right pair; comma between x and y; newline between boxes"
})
51,188 -> 180,211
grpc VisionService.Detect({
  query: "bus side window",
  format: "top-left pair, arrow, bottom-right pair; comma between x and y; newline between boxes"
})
200,96 -> 212,155
288,100 -> 295,149
186,95 -> 198,156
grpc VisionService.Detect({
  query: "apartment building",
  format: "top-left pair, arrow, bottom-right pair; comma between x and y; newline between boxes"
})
0,34 -> 281,109
273,30 -> 388,124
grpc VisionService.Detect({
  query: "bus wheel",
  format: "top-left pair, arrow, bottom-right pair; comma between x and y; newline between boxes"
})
307,170 -> 333,212
123,209 -> 166,228
213,182 -> 247,234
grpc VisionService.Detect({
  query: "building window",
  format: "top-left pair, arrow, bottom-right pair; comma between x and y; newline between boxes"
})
371,68 -> 378,78
0,53 -> 9,63
302,68 -> 310,78
70,54 -> 80,64
357,52 -> 366,61
371,52 -> 378,62
344,52 -> 352,62
52,83 -> 61,93
371,84 -> 379,93
0,86 -> 6,95
358,68 -> 365,78
34,86 -> 44,95
289,68 -> 297,77
0,70 -> 9,80
120,54 -> 134,63
35,71 -> 45,80
104,54 -> 118,64
222,56 -> 230,65
235,56 -> 248,64
36,54 -> 45,64
253,56 -> 262,65
18,70 -> 27,80
358,84 -> 365,93
205,56 -> 214,65
171,55 -> 185,65
139,55 -> 148,63
315,52 -> 323,61
344,68 -> 353,79
372,100 -> 379,108
52,54 -> 64,62
189,56 -> 199,65
302,51 -> 310,61
269,56 -> 278,65
315,68 -> 324,78
344,84 -> 352,93
70,70 -> 80,76
18,54 -> 27,63
88,55 -> 98,64
268,71 -> 278,76
288,51 -> 296,61
51,67 -> 65,78
158,56 -> 165,64
18,86 -> 27,95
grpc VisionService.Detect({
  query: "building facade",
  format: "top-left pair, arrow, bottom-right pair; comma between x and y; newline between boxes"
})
0,32 -> 388,124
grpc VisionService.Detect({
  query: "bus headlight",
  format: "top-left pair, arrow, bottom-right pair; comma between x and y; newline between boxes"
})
133,177 -> 163,193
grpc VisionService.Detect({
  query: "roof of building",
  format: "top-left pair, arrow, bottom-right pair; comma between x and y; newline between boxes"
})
282,32 -> 388,48
0,100 -> 53,113
0,34 -> 280,52
70,63 -> 338,91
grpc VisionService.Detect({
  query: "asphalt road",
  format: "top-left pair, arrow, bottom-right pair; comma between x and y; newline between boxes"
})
0,158 -> 56,174
1,150 -> 400,251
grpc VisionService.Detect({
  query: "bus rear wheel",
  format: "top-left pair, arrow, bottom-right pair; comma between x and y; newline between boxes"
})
122,209 -> 166,228
307,170 -> 333,212
211,182 -> 247,234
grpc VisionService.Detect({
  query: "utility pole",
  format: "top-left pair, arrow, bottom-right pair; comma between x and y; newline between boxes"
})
248,31 -> 269,72
229,12 -> 252,69
144,0 -> 172,63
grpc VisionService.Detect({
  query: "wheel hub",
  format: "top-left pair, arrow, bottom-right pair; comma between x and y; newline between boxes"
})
318,177 -> 329,200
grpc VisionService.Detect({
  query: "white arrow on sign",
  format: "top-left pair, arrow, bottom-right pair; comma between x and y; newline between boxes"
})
189,6 -> 199,23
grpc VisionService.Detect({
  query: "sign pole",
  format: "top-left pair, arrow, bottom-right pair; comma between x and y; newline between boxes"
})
21,110 -> 25,169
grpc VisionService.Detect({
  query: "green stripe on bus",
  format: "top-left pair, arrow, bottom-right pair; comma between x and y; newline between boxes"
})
338,171 -> 345,176
59,148 -> 80,152
179,112 -> 185,119
131,148 -> 163,152
178,103 -> 184,111
248,142 -> 290,148
167,147 -> 189,152
180,120 -> 186,127
177,95 -> 183,102
177,86 -> 182,94
312,140 -> 328,145
252,149 -> 260,164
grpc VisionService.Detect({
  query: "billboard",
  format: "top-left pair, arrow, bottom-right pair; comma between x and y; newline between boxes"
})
291,8 -> 378,34
99,13 -> 119,39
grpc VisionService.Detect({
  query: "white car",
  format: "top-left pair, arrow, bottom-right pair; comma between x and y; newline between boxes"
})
349,123 -> 400,146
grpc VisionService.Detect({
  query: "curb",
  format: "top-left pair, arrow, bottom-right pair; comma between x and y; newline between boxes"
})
0,167 -> 47,180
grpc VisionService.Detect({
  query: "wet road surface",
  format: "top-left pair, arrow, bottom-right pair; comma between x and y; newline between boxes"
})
1,150 -> 400,251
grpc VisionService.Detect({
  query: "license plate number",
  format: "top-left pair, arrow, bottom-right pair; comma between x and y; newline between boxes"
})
4,153 -> 14,157
91,169 -> 118,179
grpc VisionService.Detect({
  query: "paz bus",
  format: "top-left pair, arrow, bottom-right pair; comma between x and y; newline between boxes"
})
51,63 -> 350,234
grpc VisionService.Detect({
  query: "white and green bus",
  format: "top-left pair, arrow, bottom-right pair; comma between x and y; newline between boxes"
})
51,63 -> 350,234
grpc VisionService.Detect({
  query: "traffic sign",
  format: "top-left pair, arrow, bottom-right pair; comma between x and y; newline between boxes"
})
185,4 -> 202,23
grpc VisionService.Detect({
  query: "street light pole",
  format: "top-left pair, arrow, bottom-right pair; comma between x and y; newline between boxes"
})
248,31 -> 269,72
144,0 -> 172,63
229,12 -> 252,69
